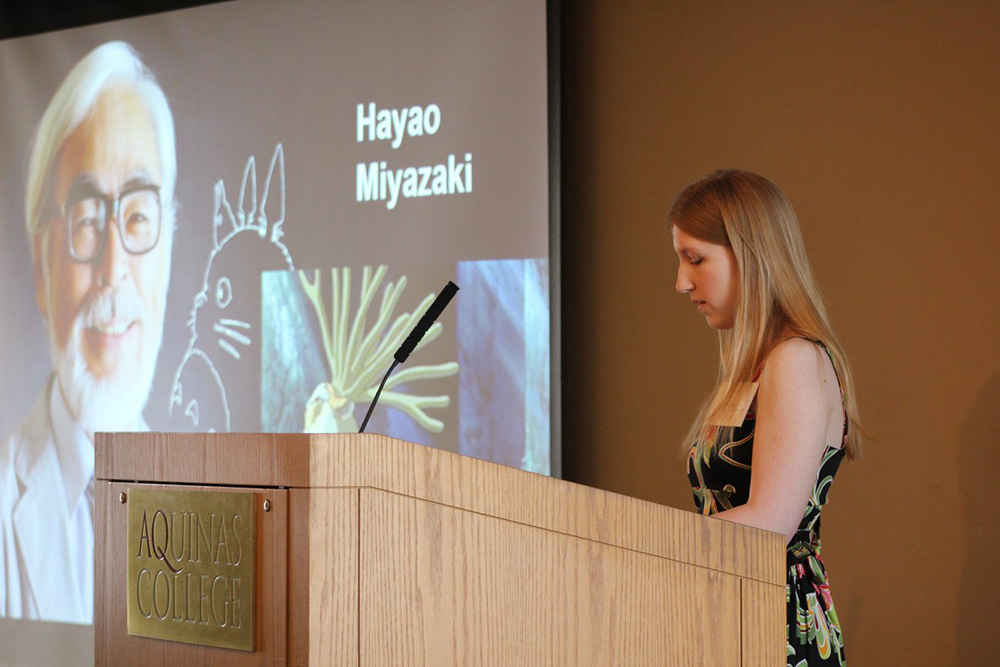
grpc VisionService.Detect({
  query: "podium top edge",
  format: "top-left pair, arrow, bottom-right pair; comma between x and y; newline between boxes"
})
94,431 -> 785,585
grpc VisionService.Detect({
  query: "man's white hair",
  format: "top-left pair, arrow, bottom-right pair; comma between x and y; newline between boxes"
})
25,40 -> 176,256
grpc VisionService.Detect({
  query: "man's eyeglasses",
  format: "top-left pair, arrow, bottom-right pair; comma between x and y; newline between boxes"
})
60,185 -> 162,263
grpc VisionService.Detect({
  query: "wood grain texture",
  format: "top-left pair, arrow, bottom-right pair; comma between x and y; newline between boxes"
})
286,488 -> 310,666
95,482 -> 287,666
96,431 -> 313,487
360,488 -> 743,666
96,433 -> 784,665
305,488 -> 359,667
740,578 -> 786,667
309,433 -> 783,585
96,433 -> 782,584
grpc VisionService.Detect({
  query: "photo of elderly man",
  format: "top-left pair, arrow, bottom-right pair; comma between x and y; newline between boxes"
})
0,41 -> 175,624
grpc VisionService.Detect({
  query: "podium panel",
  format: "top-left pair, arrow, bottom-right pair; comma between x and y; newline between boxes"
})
360,488 -> 742,665
300,488 -> 359,666
95,433 -> 784,666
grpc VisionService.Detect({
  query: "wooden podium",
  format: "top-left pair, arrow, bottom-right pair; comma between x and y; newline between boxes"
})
95,433 -> 784,666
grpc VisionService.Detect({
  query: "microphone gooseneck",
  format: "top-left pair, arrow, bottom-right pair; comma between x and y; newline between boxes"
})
358,281 -> 459,434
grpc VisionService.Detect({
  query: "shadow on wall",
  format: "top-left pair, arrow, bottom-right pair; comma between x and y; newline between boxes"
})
957,371 -> 1000,664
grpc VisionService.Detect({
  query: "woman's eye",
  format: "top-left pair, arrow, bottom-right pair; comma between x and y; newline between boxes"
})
690,258 -> 703,266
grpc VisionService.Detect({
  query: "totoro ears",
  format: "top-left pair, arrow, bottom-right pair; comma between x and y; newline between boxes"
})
212,143 -> 286,252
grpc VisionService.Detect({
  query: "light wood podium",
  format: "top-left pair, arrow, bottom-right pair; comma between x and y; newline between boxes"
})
95,432 -> 784,666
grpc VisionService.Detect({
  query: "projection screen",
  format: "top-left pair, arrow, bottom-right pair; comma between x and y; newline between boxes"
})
0,0 -> 554,660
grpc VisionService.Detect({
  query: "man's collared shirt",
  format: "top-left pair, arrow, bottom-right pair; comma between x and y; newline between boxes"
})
48,382 -> 94,624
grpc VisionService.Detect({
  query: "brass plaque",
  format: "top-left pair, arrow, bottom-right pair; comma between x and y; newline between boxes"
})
127,488 -> 255,651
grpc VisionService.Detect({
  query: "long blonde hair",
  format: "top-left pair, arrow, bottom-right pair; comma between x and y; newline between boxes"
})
669,170 -> 861,460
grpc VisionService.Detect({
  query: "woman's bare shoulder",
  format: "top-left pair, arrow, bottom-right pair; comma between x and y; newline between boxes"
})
761,337 -> 828,383
759,337 -> 843,443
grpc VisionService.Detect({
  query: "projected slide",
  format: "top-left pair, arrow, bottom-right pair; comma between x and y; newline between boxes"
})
0,0 -> 550,638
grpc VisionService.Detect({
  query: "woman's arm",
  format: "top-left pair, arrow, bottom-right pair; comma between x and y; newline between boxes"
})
715,338 -> 837,543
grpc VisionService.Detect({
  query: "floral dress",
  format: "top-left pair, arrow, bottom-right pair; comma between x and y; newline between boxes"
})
687,371 -> 848,666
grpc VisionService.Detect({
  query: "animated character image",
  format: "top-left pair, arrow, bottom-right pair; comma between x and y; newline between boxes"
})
169,143 -> 293,431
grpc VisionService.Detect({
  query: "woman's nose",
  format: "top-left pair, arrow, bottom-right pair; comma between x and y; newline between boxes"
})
675,266 -> 693,294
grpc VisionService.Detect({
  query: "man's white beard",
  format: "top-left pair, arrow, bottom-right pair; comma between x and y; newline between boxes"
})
51,282 -> 163,438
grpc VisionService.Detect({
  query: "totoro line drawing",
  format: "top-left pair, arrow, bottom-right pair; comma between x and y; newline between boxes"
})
169,143 -> 294,432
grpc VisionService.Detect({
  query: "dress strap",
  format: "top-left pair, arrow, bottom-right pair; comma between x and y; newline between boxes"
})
804,339 -> 849,447
811,340 -> 849,444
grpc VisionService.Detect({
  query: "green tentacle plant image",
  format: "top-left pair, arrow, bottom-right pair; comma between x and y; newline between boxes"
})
298,265 -> 459,434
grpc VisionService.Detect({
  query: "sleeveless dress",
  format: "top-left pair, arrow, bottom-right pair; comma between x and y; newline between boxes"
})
686,347 -> 848,667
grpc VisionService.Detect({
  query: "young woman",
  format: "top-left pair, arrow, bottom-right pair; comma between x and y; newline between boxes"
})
669,170 -> 861,667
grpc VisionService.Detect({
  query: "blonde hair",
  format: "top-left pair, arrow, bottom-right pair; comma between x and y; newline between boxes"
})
669,170 -> 861,460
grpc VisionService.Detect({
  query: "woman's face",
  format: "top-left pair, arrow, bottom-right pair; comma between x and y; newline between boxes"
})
672,225 -> 739,330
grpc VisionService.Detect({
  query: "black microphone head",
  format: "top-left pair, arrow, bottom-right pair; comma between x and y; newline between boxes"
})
427,281 -> 459,320
393,281 -> 459,364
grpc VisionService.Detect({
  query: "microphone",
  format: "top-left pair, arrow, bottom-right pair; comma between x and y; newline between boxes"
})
359,280 -> 459,433
394,281 -> 459,363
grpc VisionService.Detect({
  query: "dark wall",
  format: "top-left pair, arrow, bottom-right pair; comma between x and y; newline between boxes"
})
560,2 -> 1000,665
0,0 -> 223,39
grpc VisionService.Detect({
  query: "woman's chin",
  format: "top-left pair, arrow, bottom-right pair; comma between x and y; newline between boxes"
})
705,314 -> 735,331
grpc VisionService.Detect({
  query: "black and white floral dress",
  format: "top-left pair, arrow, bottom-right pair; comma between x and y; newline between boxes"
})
687,348 -> 848,667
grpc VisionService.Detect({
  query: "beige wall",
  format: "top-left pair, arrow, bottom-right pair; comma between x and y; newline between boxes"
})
560,2 -> 1000,665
